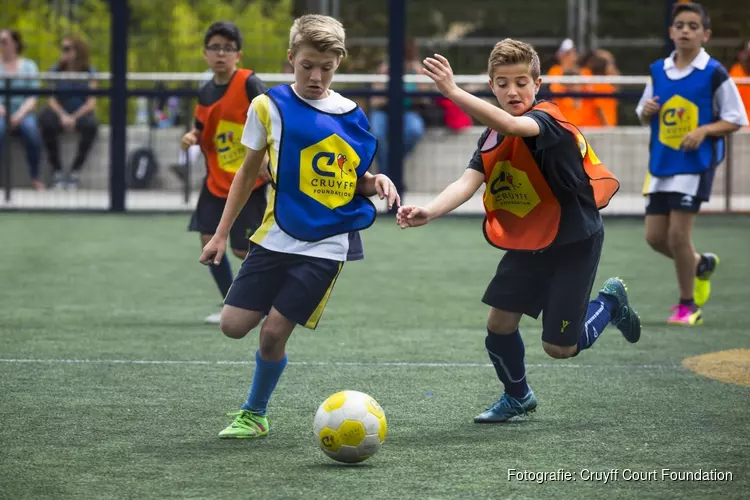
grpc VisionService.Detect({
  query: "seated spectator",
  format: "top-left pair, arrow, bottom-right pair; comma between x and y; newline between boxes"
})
369,39 -> 426,177
38,34 -> 98,189
0,29 -> 43,190
729,40 -> 750,127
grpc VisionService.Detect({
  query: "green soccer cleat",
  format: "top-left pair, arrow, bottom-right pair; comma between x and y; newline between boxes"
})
218,410 -> 269,439
474,390 -> 537,423
695,253 -> 719,308
599,277 -> 641,343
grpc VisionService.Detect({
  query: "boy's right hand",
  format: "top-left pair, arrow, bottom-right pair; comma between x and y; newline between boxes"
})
641,96 -> 660,118
181,130 -> 198,151
397,206 -> 432,229
199,234 -> 227,266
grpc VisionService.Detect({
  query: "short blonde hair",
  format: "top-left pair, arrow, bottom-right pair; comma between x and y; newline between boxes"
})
289,14 -> 347,58
488,38 -> 540,79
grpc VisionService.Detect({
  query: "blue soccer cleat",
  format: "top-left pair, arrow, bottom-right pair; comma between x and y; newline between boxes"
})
599,277 -> 641,343
474,390 -> 537,423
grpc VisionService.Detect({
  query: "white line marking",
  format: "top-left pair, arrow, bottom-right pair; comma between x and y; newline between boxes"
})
0,358 -> 681,369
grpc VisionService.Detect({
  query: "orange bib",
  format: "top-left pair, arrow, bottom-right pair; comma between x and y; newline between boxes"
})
481,101 -> 619,251
195,68 -> 266,198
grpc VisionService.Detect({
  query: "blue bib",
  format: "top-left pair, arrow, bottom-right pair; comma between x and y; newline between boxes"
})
267,85 -> 377,242
648,58 -> 725,177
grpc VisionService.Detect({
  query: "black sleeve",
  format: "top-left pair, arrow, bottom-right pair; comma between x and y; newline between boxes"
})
245,74 -> 268,102
525,109 -> 567,150
466,129 -> 491,173
194,119 -> 204,131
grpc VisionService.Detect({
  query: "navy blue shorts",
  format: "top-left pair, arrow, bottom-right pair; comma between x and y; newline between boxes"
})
645,192 -> 702,215
482,229 -> 604,347
188,183 -> 267,251
224,245 -> 344,329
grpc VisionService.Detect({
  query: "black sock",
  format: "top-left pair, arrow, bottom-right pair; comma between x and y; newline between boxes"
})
485,329 -> 529,399
679,298 -> 695,308
209,253 -> 234,299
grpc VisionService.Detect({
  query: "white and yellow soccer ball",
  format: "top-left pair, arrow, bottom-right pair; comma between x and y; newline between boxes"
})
314,390 -> 387,463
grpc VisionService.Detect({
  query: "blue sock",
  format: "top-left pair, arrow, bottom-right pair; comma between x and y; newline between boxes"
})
485,329 -> 529,399
576,294 -> 614,353
242,350 -> 288,415
209,253 -> 233,299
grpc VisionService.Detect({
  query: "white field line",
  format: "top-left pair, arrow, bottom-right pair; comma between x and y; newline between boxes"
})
0,358 -> 681,369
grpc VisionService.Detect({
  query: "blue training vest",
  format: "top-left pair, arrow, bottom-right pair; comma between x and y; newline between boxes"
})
648,57 -> 725,177
267,84 -> 377,242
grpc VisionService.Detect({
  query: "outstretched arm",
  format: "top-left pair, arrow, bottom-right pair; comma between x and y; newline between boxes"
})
397,169 -> 484,228
422,54 -> 540,138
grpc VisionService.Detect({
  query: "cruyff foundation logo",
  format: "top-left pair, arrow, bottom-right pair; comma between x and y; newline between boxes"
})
484,161 -> 541,218
301,134 -> 360,210
491,170 -> 521,192
659,95 -> 699,151
215,120 -> 246,173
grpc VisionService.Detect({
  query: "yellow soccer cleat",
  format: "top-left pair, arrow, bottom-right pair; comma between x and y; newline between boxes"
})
694,253 -> 719,308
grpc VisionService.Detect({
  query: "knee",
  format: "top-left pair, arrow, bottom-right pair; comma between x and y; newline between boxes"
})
487,315 -> 520,335
542,342 -> 577,359
21,123 -> 42,146
645,230 -> 667,251
404,116 -> 425,143
219,311 -> 259,339
79,120 -> 99,138
258,322 -> 289,358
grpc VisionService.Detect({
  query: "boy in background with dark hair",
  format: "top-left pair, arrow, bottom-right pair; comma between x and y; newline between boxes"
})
182,21 -> 270,324
636,2 -> 747,325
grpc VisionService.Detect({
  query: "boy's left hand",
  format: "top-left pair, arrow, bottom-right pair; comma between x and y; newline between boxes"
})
680,128 -> 707,151
423,54 -> 459,98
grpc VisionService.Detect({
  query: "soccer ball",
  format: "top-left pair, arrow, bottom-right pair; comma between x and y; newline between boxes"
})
314,390 -> 387,463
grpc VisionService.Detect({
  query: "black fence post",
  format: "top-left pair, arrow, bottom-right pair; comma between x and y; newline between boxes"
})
3,78 -> 11,202
109,0 -> 129,212
386,0 -> 406,205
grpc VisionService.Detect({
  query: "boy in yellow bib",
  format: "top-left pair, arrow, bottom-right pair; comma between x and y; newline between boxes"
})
200,14 -> 399,439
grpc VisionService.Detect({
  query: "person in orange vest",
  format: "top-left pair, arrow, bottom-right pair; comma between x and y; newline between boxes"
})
579,50 -> 619,127
547,38 -> 589,126
181,22 -> 272,324
729,40 -> 750,126
398,39 -> 641,423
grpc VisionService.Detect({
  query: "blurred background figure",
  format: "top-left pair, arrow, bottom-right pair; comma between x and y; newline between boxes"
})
547,38 -> 589,126
579,49 -> 620,127
369,38 -> 426,177
38,34 -> 99,190
729,40 -> 750,126
0,29 -> 42,190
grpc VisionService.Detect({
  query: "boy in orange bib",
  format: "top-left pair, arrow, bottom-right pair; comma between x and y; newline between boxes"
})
397,39 -> 642,423
182,22 -> 270,324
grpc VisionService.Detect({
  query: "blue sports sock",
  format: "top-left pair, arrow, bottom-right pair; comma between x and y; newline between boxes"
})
576,295 -> 614,353
485,329 -> 529,399
209,253 -> 233,299
242,350 -> 288,415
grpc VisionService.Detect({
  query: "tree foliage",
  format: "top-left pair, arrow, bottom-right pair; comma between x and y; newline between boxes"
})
0,0 -> 293,121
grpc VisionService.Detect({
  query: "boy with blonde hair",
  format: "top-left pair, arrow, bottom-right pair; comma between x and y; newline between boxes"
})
200,14 -> 399,439
398,39 -> 641,422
